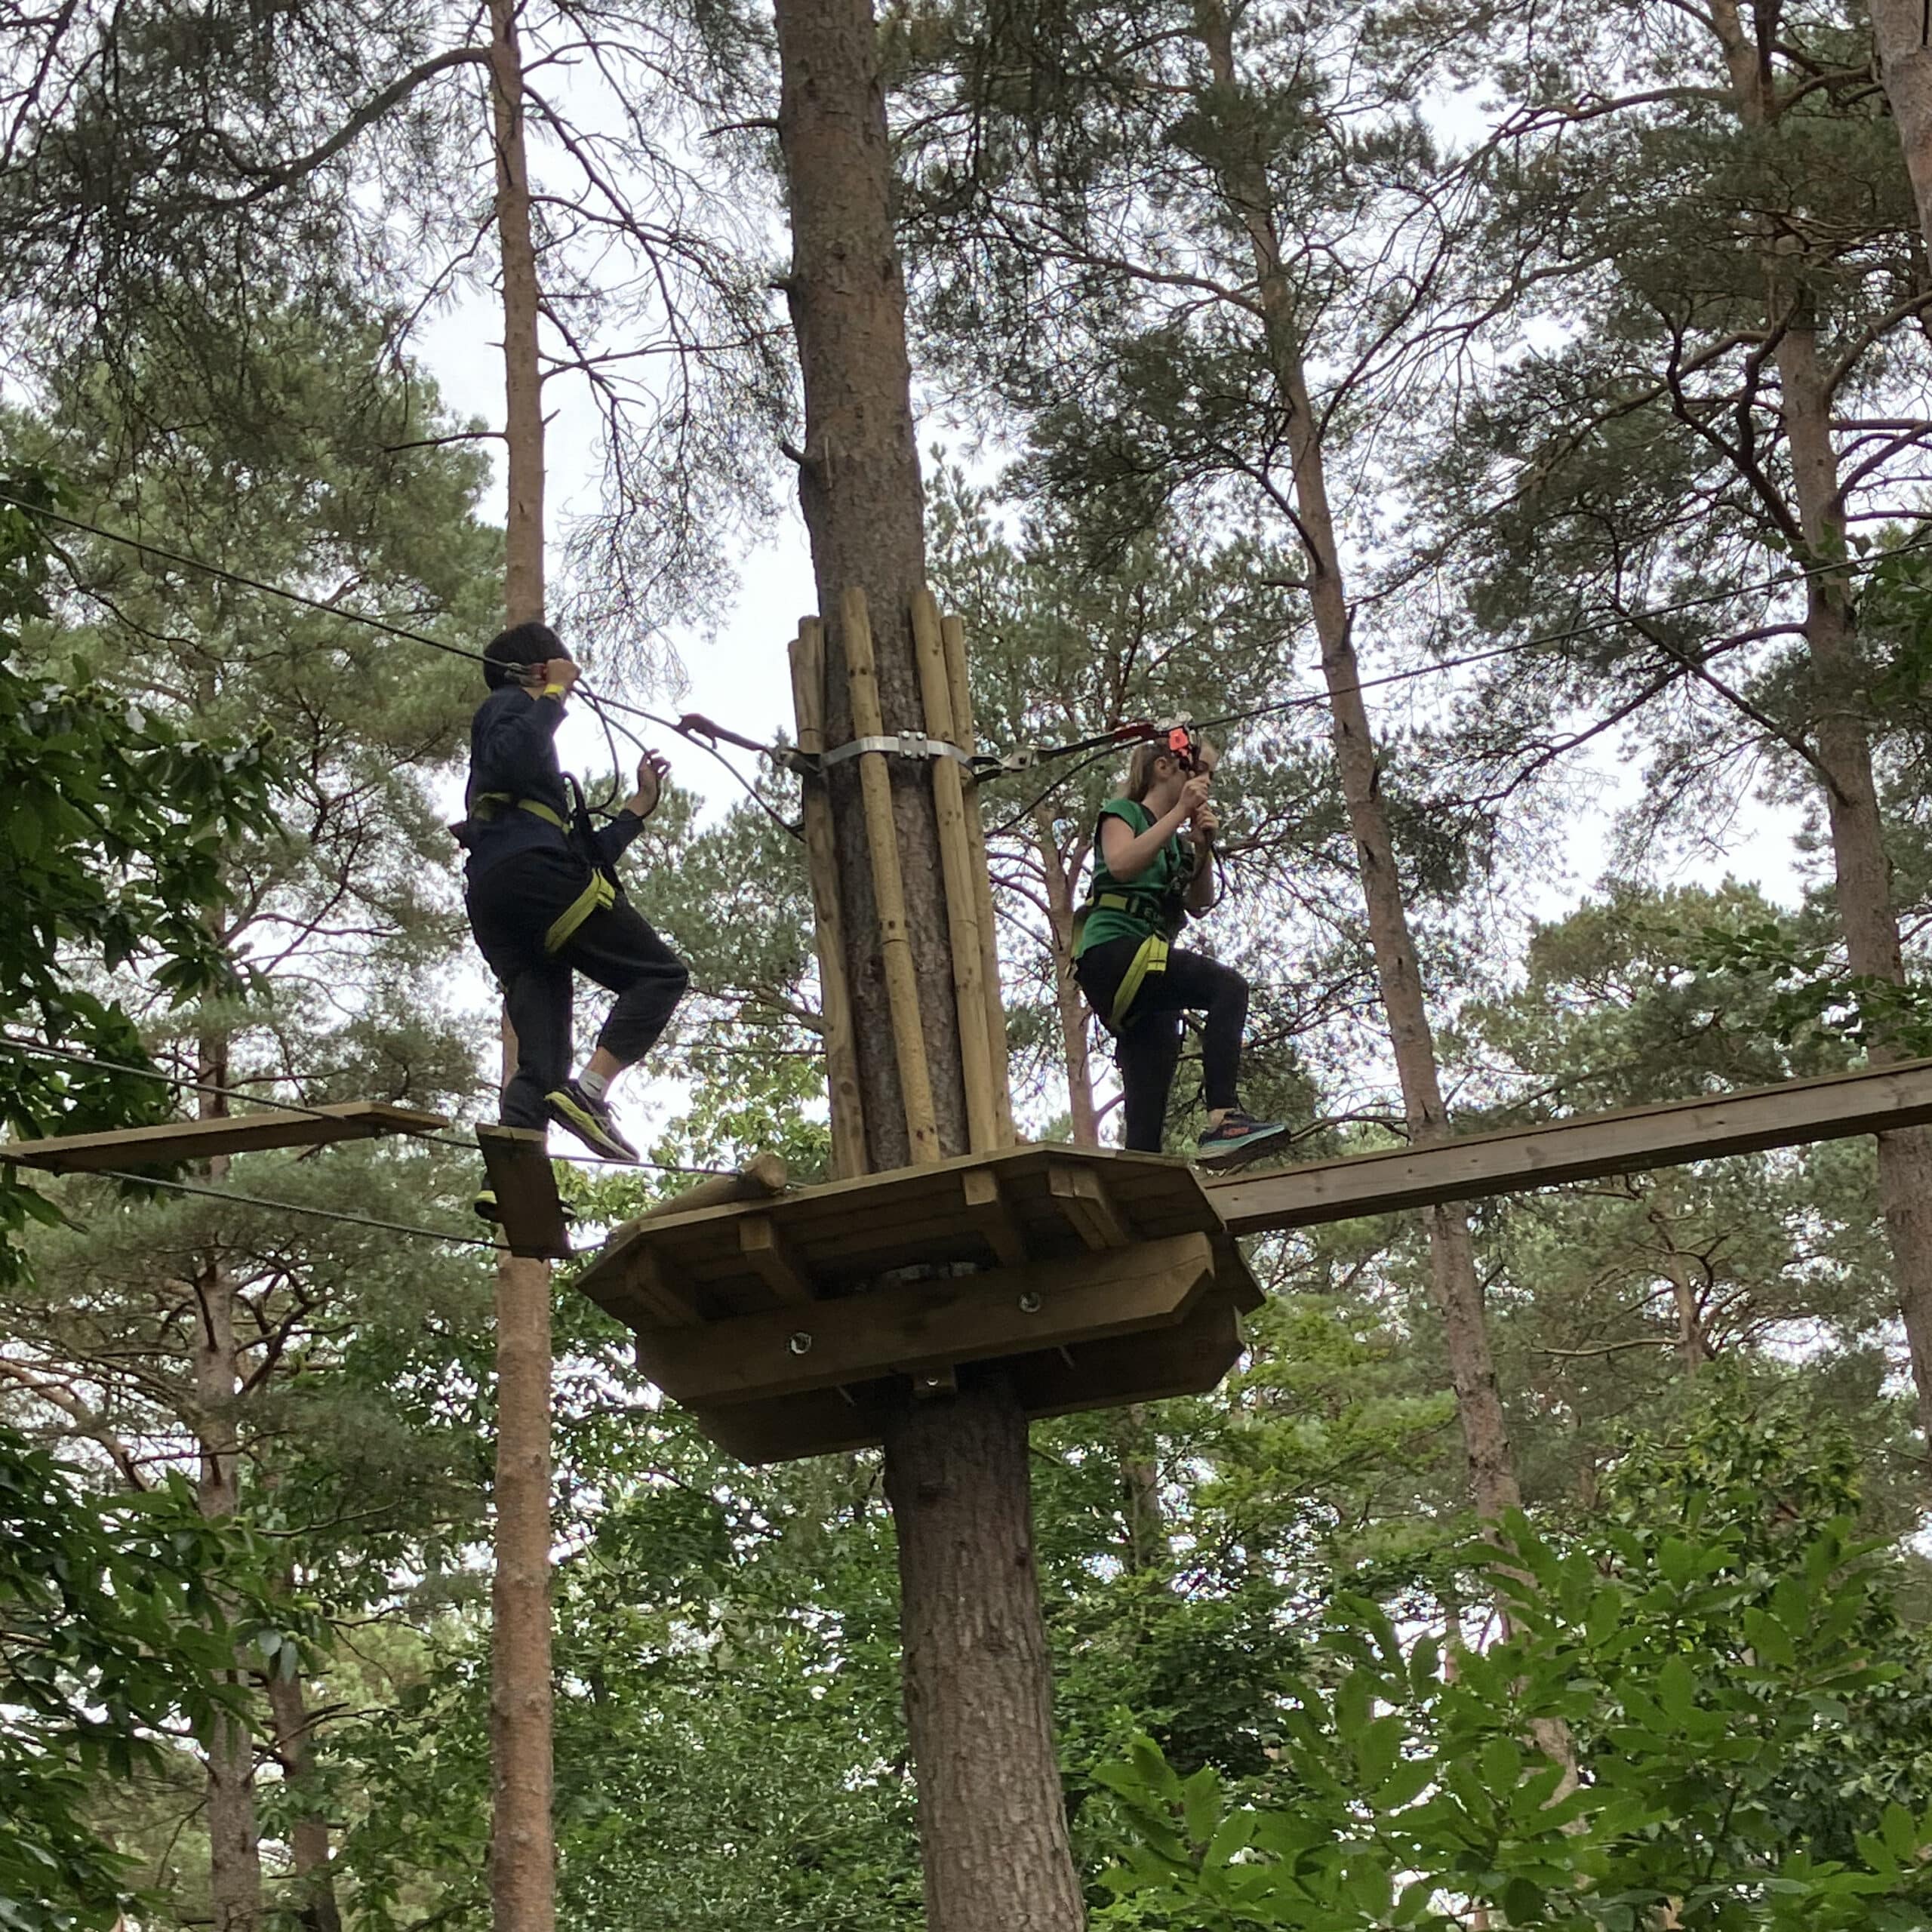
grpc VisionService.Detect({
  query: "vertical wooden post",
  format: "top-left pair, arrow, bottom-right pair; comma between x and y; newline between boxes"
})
790,620 -> 869,1180
911,591 -> 998,1152
842,587 -> 941,1165
940,614 -> 1015,1143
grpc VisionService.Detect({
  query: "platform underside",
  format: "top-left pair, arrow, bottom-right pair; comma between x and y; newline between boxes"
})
571,1143 -> 1259,1463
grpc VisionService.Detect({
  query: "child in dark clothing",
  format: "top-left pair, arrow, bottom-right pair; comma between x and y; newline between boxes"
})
461,620 -> 689,1176
1072,731 -> 1285,1164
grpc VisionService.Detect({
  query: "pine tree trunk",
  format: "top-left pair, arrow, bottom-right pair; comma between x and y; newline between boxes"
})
1035,817 -> 1160,1561
1870,0 -> 1932,267
194,1038 -> 263,1932
881,1378 -> 1085,1932
492,0 -> 545,623
265,1667 -> 343,1932
1715,0 -> 1932,1451
488,8 -> 556,1927
1192,0 -> 1520,1521
1034,812 -> 1101,1147
773,0 -> 968,1170
1644,1186 -> 1710,1379
773,2 -> 1082,1924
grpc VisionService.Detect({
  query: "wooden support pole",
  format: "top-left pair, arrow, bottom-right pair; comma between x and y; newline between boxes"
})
912,589 -> 999,1152
843,587 -> 941,1166
789,622 -> 868,1179
940,612 -> 1015,1143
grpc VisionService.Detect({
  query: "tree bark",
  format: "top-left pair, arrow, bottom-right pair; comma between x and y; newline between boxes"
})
488,8 -> 556,1929
774,2 -> 1081,1924
194,1038 -> 263,1932
266,1666 -> 343,1932
1643,1186 -> 1711,1379
1192,0 -> 1521,1520
1714,0 -> 1932,1452
881,1376 -> 1085,1932
492,0 -> 545,625
1034,811 -> 1101,1147
774,0 -> 967,1172
1871,0 -> 1932,269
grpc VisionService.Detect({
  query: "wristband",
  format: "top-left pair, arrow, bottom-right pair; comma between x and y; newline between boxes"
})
540,682 -> 568,701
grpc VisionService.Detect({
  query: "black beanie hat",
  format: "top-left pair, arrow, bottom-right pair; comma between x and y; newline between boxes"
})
483,620 -> 570,690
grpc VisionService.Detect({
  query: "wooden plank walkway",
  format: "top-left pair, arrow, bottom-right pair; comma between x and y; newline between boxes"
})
1206,1057 -> 1932,1236
0,1100 -> 451,1174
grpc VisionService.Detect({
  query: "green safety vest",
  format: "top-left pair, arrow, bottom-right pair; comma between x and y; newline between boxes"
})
1072,798 -> 1194,1027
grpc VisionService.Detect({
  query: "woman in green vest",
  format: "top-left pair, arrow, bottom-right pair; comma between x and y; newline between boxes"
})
1072,732 -> 1286,1163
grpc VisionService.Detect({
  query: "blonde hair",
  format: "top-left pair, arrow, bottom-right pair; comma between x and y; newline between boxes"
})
1125,733 -> 1218,800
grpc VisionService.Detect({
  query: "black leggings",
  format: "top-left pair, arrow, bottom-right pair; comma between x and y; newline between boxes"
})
466,848 -> 690,1131
1074,937 -> 1247,1152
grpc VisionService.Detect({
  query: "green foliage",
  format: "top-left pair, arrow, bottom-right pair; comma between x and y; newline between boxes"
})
0,472 -> 279,1263
1095,1404 -> 1932,1930
1674,918 -> 1932,1060
0,1426 -> 307,1932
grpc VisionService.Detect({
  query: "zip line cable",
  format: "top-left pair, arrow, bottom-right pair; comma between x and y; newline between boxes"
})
11,489 -> 1932,797
92,1165 -> 504,1251
0,1035 -> 739,1178
1186,530 -> 1932,740
0,490 -> 786,820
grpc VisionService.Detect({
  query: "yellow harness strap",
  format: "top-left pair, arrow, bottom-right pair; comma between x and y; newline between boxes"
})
1112,933 -> 1169,1028
469,794 -> 616,952
543,870 -> 617,956
470,792 -> 568,832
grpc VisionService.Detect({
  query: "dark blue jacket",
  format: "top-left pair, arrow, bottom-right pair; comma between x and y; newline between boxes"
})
462,687 -> 643,881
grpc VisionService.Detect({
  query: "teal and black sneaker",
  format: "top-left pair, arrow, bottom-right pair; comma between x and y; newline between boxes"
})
543,1079 -> 640,1164
1194,1110 -> 1289,1168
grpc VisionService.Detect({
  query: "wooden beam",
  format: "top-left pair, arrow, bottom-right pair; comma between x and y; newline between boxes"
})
961,1168 -> 1028,1267
0,1100 -> 451,1175
594,1246 -> 700,1331
478,1126 -> 574,1260
1046,1163 -> 1131,1251
912,587 -> 999,1154
739,1214 -> 814,1304
633,1231 -> 1217,1410
1208,1058 -> 1932,1237
690,1283 -> 1247,1467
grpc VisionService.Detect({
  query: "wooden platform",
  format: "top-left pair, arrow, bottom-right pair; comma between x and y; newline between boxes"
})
573,1143 -> 1259,1463
0,1100 -> 451,1175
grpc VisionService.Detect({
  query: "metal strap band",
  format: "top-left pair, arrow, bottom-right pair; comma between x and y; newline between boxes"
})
818,732 -> 977,771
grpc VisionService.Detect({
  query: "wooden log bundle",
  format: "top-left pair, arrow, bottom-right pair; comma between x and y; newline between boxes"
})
789,586 -> 1016,1174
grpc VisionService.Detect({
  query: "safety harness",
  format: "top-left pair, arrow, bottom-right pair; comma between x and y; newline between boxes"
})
459,778 -> 619,955
1068,717 -> 1209,1028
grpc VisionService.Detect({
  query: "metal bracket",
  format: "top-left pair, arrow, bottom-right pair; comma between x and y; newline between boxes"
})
818,732 -> 977,771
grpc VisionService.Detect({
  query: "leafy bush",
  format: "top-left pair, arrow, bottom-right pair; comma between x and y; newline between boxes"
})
0,1426 -> 307,1931
1095,1417 -> 1932,1930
